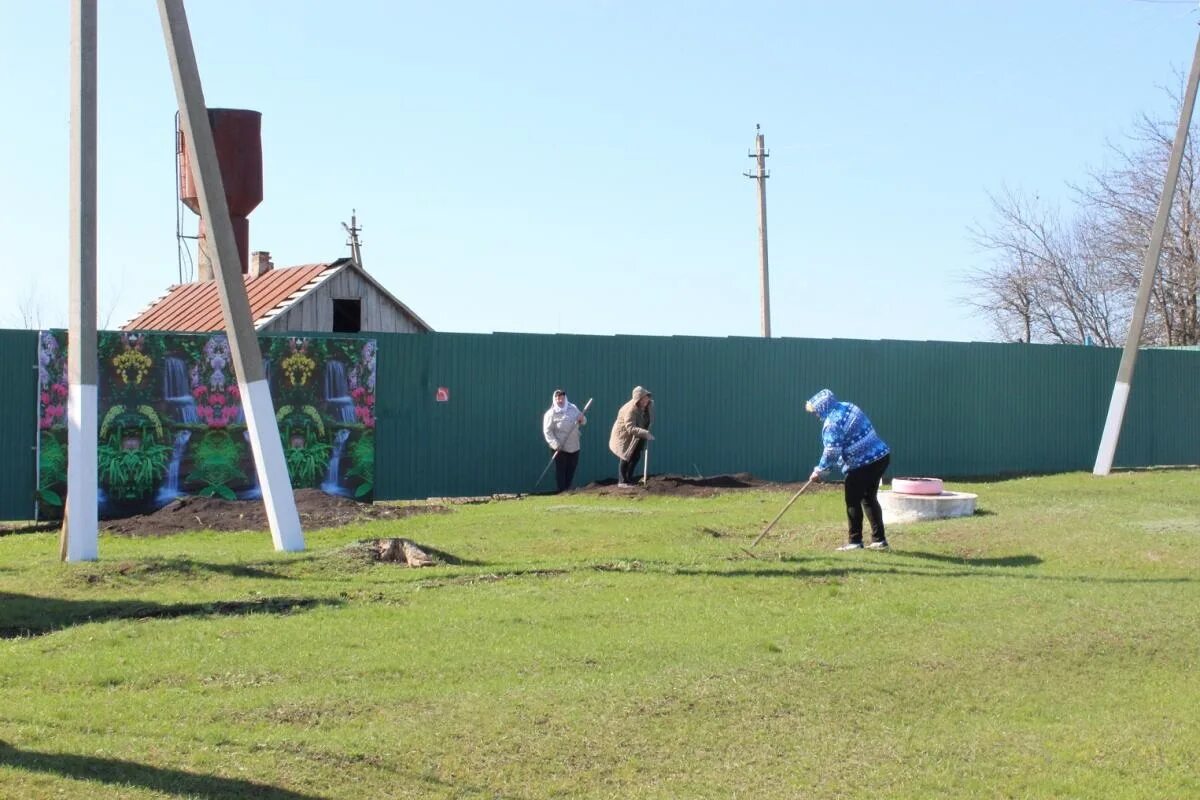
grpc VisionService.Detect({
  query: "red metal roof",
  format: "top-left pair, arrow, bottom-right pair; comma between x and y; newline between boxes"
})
121,263 -> 337,332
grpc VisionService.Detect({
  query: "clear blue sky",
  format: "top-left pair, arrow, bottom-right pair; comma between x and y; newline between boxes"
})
1,1 -> 1198,340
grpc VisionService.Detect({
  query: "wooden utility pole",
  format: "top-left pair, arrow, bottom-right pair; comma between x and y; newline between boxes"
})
343,209 -> 363,267
63,0 -> 99,562
158,0 -> 304,551
1094,28 -> 1200,476
744,124 -> 771,337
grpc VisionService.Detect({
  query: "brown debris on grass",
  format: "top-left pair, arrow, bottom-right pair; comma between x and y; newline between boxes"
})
374,537 -> 435,567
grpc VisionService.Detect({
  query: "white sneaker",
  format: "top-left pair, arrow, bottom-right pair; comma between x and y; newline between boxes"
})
866,541 -> 890,550
616,482 -> 632,489
836,542 -> 864,551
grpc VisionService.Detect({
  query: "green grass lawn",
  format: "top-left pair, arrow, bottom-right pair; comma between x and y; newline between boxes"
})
1,471 -> 1198,799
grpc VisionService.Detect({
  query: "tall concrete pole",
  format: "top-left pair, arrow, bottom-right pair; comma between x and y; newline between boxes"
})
745,124 -> 772,337
1094,29 -> 1200,476
157,0 -> 304,550
343,209 -> 363,267
63,0 -> 99,561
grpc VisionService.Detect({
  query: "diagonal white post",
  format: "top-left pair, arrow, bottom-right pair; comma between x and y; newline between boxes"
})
157,0 -> 304,550
1094,29 -> 1200,476
63,0 -> 99,562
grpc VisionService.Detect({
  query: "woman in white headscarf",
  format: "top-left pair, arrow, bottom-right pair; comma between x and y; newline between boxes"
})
543,389 -> 587,492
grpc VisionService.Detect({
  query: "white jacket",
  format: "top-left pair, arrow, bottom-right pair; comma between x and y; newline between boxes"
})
543,397 -> 586,453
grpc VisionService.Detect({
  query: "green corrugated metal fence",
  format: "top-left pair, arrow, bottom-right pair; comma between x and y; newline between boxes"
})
2,328 -> 1197,517
0,330 -> 39,520
372,333 -> 1200,500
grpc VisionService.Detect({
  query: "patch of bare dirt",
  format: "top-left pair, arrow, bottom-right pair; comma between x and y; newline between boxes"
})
101,489 -> 448,536
575,472 -> 835,498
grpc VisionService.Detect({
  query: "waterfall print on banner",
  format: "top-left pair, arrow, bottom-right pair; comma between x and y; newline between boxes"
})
270,337 -> 376,500
34,331 -> 378,520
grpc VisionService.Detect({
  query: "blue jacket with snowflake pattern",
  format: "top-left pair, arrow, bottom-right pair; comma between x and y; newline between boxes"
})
806,389 -> 890,475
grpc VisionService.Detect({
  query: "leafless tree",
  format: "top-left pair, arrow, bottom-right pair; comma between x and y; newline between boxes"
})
12,285 -> 45,330
9,269 -> 123,331
968,188 -> 1128,345
970,87 -> 1200,346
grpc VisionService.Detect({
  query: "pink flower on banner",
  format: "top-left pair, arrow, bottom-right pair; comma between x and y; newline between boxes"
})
349,385 -> 375,427
42,404 -> 66,424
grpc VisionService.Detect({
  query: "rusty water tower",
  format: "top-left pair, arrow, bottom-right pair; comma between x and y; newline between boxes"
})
177,108 -> 262,280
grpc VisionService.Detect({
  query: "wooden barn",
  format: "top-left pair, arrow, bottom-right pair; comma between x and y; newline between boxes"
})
122,253 -> 431,334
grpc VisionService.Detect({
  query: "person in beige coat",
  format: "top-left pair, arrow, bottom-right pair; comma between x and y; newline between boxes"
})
609,386 -> 654,487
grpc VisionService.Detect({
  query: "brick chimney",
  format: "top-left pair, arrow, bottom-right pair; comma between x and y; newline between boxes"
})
249,250 -> 274,278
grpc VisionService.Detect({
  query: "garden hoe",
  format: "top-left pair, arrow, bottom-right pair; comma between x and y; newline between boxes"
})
741,478 -> 814,558
534,397 -> 593,490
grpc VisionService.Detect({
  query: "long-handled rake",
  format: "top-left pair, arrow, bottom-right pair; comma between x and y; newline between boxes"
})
534,397 -> 593,490
741,478 -> 814,557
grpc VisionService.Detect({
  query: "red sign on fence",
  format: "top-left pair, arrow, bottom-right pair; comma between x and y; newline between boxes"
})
435,387 -> 450,402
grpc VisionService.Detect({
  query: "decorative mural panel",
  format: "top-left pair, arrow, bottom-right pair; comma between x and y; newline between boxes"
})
36,331 -> 377,520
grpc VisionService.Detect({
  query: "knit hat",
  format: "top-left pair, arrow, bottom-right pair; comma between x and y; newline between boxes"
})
805,389 -> 837,418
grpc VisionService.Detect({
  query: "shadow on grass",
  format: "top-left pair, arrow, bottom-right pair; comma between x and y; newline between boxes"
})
421,548 -> 488,567
169,559 -> 293,580
887,550 -> 1041,568
0,521 -> 59,537
0,592 -> 340,639
82,558 -> 294,582
678,559 -> 1197,585
0,740 -> 322,799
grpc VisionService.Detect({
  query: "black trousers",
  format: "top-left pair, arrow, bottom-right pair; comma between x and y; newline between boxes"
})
618,439 -> 645,484
844,453 -> 890,544
554,449 -> 580,492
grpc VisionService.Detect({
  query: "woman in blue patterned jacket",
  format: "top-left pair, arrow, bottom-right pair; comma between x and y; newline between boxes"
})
805,389 -> 891,551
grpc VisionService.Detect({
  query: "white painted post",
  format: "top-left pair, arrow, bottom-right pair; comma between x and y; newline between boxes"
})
157,0 -> 303,550
1094,29 -> 1200,476
63,0 -> 99,562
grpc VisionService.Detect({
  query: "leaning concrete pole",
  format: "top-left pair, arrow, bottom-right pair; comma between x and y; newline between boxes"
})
1094,29 -> 1200,476
157,0 -> 304,550
62,0 -> 99,562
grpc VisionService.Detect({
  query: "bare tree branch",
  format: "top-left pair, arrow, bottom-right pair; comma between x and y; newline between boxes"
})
11,285 -> 45,330
971,85 -> 1200,346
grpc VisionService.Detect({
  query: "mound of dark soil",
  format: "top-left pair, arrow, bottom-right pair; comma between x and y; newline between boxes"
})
101,489 -> 447,536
